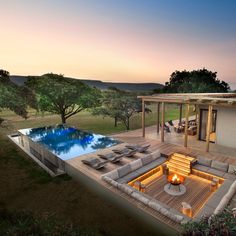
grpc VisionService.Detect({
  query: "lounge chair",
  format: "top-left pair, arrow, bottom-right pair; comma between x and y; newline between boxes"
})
112,147 -> 130,154
112,147 -> 137,157
125,144 -> 150,153
82,157 -> 108,169
98,153 -> 123,163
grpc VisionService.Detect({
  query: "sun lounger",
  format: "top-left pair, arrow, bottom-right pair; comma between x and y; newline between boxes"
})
112,147 -> 130,154
122,149 -> 137,157
98,153 -> 123,163
125,144 -> 150,153
82,157 -> 108,169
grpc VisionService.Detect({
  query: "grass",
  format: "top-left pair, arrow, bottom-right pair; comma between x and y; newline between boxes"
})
0,104 -> 191,235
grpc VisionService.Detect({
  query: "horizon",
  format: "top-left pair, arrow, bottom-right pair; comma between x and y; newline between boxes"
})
1,1 -> 236,85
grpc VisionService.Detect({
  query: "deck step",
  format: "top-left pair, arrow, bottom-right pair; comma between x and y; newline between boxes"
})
168,159 -> 190,168
168,167 -> 189,176
171,156 -> 191,165
167,162 -> 190,173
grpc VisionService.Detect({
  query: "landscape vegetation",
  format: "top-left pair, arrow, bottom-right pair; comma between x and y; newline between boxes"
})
1,68 -> 235,235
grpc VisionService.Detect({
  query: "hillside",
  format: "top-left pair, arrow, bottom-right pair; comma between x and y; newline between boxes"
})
10,75 -> 163,92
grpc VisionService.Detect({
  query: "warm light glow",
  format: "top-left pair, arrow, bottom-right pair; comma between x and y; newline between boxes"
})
172,174 -> 180,183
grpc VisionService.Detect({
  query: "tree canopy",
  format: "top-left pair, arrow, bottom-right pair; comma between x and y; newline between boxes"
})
0,69 -> 34,119
26,73 -> 101,123
163,68 -> 230,93
92,88 -> 149,130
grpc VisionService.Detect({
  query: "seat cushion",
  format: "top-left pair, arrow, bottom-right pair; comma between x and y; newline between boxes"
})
193,164 -> 209,172
116,171 -> 140,184
129,159 -> 142,171
211,160 -> 228,172
141,154 -> 153,165
228,164 -> 236,174
207,168 -> 225,177
223,173 -> 236,181
197,156 -> 212,167
117,164 -> 132,178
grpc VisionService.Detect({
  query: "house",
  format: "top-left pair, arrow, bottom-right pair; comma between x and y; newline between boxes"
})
138,93 -> 236,151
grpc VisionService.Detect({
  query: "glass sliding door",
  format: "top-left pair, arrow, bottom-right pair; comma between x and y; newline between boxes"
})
199,109 -> 217,143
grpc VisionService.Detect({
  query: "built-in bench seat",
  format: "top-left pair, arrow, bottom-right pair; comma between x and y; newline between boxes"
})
193,156 -> 236,180
192,156 -> 236,220
117,157 -> 166,184
101,150 -> 190,224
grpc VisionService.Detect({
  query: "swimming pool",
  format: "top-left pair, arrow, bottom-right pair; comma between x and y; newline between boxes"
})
18,125 -> 120,161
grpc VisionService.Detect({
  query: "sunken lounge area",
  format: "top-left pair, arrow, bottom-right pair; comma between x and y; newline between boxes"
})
101,150 -> 236,224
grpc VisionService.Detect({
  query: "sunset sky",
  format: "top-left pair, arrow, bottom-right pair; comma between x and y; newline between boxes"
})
1,0 -> 236,87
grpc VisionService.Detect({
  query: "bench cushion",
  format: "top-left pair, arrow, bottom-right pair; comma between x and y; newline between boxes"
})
116,171 -> 140,184
228,164 -> 236,174
117,164 -> 132,178
207,168 -> 225,177
211,160 -> 228,172
193,164 -> 209,172
141,154 -> 153,165
129,159 -> 142,171
223,173 -> 236,180
197,156 -> 212,167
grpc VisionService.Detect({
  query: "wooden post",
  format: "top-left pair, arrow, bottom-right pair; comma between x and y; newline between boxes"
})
196,105 -> 200,140
157,102 -> 160,133
161,102 -> 165,142
184,104 -> 190,147
142,99 -> 145,137
206,105 -> 213,152
179,104 -> 183,125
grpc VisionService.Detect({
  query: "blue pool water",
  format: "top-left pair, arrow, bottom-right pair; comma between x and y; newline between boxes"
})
19,125 -> 120,160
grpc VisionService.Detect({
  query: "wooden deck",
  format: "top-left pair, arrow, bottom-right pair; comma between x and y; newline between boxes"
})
145,174 -> 213,217
65,130 -> 236,233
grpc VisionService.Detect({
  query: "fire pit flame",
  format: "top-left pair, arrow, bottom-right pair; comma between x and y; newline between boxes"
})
172,174 -> 180,183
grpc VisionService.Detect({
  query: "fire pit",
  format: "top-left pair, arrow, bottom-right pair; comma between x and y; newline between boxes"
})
164,173 -> 186,196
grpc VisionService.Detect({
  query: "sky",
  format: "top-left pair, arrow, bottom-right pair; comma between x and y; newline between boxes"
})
0,0 -> 236,87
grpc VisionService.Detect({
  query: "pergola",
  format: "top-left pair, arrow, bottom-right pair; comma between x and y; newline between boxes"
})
138,93 -> 236,152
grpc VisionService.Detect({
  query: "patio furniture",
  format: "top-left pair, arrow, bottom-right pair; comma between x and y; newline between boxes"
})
123,149 -> 137,157
168,120 -> 174,126
187,126 -> 197,136
112,147 -> 130,154
98,153 -> 123,163
82,157 -> 108,169
125,144 -> 150,153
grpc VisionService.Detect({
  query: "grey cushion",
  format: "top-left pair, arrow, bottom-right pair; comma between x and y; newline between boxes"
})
211,160 -> 228,172
105,169 -> 119,180
193,164 -> 209,172
215,179 -> 234,198
129,159 -> 142,171
116,171 -> 140,184
151,150 -> 161,160
141,154 -> 153,165
223,173 -> 236,180
117,184 -> 134,195
136,157 -> 166,175
197,156 -> 212,167
117,164 -> 132,178
228,164 -> 236,174
207,168 -> 225,177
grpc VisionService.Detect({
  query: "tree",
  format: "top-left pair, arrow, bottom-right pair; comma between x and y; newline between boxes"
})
163,68 -> 230,93
26,73 -> 101,123
92,88 -> 148,130
0,69 -> 34,119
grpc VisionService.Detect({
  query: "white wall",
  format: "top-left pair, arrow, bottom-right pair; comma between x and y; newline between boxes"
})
216,107 -> 236,148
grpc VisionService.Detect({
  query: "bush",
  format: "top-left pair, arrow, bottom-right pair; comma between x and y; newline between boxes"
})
182,208 -> 236,236
0,207 -> 97,236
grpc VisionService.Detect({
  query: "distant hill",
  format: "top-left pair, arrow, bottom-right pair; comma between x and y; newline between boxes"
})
9,75 -> 163,92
